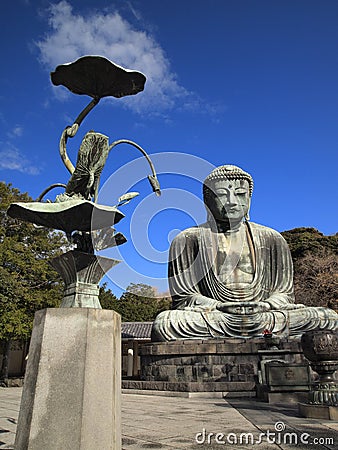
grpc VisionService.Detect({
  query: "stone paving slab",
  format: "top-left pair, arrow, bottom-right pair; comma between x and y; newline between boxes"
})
226,398 -> 337,450
0,388 -> 21,449
0,388 -> 337,449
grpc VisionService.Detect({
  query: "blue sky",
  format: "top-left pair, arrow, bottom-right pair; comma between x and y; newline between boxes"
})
1,0 -> 337,296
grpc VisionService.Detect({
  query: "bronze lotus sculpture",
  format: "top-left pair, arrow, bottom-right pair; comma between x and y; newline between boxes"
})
8,56 -> 160,307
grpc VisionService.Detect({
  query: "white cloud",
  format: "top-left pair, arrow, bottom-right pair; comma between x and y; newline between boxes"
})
35,1 -> 191,114
0,143 -> 40,175
7,125 -> 24,139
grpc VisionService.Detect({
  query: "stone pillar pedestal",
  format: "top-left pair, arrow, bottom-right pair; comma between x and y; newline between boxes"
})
14,308 -> 121,450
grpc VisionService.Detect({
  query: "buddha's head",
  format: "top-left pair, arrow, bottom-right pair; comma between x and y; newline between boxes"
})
203,165 -> 253,226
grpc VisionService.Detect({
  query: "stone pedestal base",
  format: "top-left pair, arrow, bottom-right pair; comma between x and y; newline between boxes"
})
139,338 -> 309,396
50,250 -> 120,308
122,379 -> 255,393
298,403 -> 338,420
15,308 -> 121,450
256,388 -> 309,404
255,361 -> 311,403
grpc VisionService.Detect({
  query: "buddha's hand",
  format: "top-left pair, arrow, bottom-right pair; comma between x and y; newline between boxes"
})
285,303 -> 306,310
216,301 -> 270,315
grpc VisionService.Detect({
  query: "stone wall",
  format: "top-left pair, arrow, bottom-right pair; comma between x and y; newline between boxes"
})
140,338 -> 306,384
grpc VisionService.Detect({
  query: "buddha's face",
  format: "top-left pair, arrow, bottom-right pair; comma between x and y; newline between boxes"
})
205,178 -> 250,224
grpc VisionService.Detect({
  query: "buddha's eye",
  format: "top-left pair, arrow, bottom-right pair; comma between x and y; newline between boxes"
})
215,189 -> 228,195
235,189 -> 247,195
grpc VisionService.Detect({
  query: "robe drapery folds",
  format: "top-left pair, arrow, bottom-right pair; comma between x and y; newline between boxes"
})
151,222 -> 338,341
168,221 -> 294,310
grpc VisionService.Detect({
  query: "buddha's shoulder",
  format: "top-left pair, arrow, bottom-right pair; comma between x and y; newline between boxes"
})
173,226 -> 201,240
170,226 -> 204,247
249,222 -> 286,241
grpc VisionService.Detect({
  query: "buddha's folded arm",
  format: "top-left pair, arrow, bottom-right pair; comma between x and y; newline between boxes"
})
172,293 -> 220,312
266,293 -> 305,310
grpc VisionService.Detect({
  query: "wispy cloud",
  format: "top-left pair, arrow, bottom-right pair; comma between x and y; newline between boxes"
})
7,125 -> 24,139
35,1 -> 223,116
0,142 -> 40,175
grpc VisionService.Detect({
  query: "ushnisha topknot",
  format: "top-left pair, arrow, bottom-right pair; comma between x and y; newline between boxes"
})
203,165 -> 254,197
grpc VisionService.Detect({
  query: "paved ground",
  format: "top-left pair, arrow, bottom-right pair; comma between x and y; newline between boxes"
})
0,388 -> 337,449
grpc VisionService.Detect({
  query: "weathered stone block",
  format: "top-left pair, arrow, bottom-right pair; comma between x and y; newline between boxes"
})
220,355 -> 236,365
157,365 -> 177,381
171,357 -> 184,365
235,374 -> 248,382
181,343 -> 202,353
153,344 -> 181,355
222,363 -> 237,375
139,344 -> 153,355
196,365 -> 213,380
182,366 -> 193,380
212,366 -> 222,378
176,366 -> 195,382
15,308 -> 121,450
299,403 -> 338,421
197,343 -> 217,353
181,356 -> 194,365
239,363 -> 255,375
139,338 -> 307,387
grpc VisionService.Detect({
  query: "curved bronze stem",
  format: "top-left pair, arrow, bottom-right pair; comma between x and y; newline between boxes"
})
59,126 -> 77,175
74,97 -> 100,126
37,183 -> 67,202
59,98 -> 100,175
109,139 -> 161,196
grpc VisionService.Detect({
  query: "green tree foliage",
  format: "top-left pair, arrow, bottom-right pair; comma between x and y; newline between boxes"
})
0,182 -> 66,379
282,228 -> 338,309
282,227 -> 338,258
100,282 -> 171,322
98,283 -> 119,310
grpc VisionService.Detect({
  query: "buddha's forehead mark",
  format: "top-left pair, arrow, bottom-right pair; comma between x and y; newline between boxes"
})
213,178 -> 249,191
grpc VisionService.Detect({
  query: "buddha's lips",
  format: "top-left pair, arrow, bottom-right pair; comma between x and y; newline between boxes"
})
225,207 -> 241,213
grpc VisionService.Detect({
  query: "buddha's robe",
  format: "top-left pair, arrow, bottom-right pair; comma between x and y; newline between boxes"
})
151,222 -> 338,341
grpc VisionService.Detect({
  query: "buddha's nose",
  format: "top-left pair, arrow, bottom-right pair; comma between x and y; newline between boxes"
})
228,191 -> 238,205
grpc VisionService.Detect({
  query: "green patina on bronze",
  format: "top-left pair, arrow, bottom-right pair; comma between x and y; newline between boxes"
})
151,165 -> 338,340
7,56 -> 160,308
